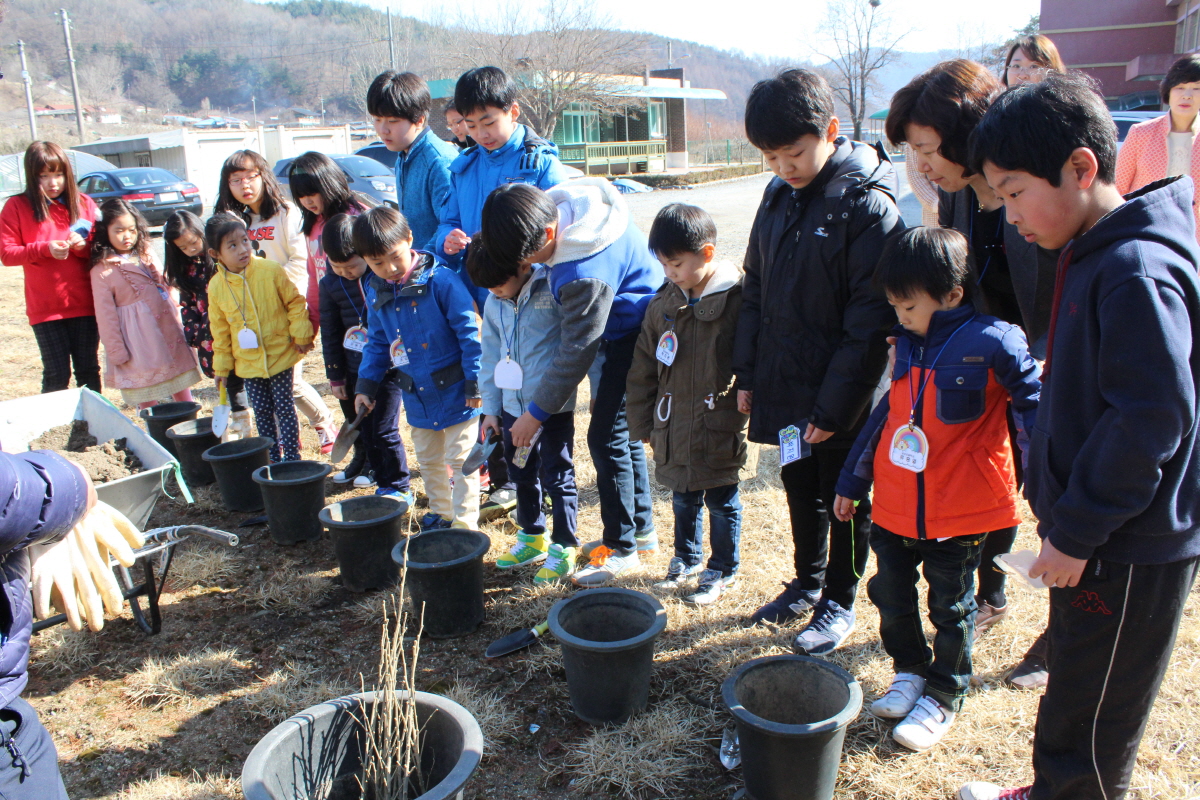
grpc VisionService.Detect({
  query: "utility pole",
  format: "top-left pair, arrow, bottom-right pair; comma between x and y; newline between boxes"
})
18,41 -> 38,140
252,95 -> 257,126
667,41 -> 672,70
59,9 -> 85,142
387,7 -> 396,71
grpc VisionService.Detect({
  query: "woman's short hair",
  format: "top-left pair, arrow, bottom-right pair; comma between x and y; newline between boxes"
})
1003,35 -> 1066,87
1161,54 -> 1200,105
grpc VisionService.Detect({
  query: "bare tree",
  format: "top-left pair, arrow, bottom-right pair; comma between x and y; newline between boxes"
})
76,52 -> 124,103
442,0 -> 650,140
815,0 -> 909,142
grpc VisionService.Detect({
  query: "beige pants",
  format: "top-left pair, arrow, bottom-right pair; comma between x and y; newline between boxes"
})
292,362 -> 332,428
409,417 -> 480,529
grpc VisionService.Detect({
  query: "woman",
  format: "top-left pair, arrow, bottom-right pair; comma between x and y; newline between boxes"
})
0,141 -> 102,394
886,59 -> 1058,688
1116,54 -> 1200,241
1003,34 -> 1065,88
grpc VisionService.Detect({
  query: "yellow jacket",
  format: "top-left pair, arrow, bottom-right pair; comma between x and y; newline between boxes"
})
208,257 -> 313,379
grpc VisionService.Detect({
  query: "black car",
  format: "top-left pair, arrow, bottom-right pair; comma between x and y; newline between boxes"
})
275,154 -> 397,209
77,167 -> 203,226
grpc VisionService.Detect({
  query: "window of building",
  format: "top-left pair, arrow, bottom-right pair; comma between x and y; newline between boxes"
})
647,101 -> 666,139
558,103 -> 600,145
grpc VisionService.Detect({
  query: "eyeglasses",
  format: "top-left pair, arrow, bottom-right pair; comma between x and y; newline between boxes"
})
1006,64 -> 1047,75
229,172 -> 261,187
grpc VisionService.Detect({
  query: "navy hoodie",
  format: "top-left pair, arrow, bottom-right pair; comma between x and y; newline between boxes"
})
1028,176 -> 1200,565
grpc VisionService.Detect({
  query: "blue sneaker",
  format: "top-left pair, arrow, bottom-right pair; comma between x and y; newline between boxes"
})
748,579 -> 822,626
375,488 -> 413,513
419,512 -> 452,531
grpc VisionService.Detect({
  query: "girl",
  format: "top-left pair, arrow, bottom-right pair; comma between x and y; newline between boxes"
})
205,212 -> 313,463
89,199 -> 201,409
0,140 -> 102,393
287,151 -> 367,332
163,211 -> 252,439
213,149 -> 337,452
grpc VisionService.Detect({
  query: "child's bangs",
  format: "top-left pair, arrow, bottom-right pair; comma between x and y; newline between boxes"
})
28,147 -> 68,177
288,169 -> 323,200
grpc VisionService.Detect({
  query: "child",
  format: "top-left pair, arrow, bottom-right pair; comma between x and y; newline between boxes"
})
205,212 -> 314,463
444,100 -> 474,150
626,204 -> 750,605
733,69 -> 902,654
468,233 -> 580,584
833,227 -> 1040,752
163,211 -> 252,440
352,207 -> 483,530
320,214 -> 413,501
956,73 -> 1200,800
214,149 -> 337,453
89,199 -> 201,409
476,179 -> 664,586
367,71 -> 458,253
287,151 -> 367,332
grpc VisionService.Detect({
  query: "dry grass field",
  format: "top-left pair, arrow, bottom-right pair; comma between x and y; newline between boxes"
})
1,176 -> 1197,799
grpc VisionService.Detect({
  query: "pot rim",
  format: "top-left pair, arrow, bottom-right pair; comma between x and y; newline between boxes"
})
319,495 -> 409,528
252,460 -> 334,486
241,689 -> 483,800
548,587 -> 667,654
392,528 -> 490,571
166,417 -> 216,439
138,400 -> 202,420
201,436 -> 275,463
721,654 -> 863,736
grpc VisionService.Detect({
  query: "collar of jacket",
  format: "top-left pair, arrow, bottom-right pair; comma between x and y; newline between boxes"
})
370,252 -> 435,309
895,302 -> 978,351
398,126 -> 434,165
505,265 -> 549,311
663,260 -> 742,321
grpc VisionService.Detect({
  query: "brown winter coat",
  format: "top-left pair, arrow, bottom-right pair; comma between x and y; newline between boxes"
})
627,260 -> 750,493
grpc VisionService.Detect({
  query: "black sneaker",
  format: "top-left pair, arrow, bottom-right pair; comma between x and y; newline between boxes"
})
748,580 -> 822,625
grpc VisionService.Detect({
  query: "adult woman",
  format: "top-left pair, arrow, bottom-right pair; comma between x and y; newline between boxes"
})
214,150 -> 337,453
0,141 -> 102,393
1002,34 -> 1065,88
1116,54 -> 1200,241
886,60 -> 1058,687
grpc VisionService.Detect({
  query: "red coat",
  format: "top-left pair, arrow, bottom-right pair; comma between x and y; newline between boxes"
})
0,193 -> 98,325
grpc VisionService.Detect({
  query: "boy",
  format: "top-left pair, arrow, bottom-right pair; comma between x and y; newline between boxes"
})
469,237 -> 581,584
319,214 -> 413,502
834,227 -> 1040,752
956,73 -> 1200,800
733,69 -> 903,653
627,204 -> 750,605
367,71 -> 458,252
352,207 -> 483,530
476,179 -> 664,586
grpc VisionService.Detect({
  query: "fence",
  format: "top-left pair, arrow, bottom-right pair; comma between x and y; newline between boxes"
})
556,140 -> 668,174
687,139 -> 759,167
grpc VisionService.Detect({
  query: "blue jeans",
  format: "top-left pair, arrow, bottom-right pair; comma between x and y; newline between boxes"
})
588,330 -> 654,553
672,483 -> 741,576
340,371 -> 410,492
866,525 -> 986,712
0,698 -> 68,799
502,410 -> 578,547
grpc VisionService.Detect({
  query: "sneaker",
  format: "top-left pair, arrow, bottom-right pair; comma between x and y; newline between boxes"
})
480,487 -> 518,522
870,673 -> 927,719
581,530 -> 658,559
957,783 -> 1032,800
892,695 -> 956,752
374,488 -> 413,513
315,423 -> 337,455
572,545 -> 640,588
973,599 -> 1009,641
419,512 -> 452,532
684,570 -> 737,605
534,544 -> 578,585
353,471 -> 377,489
655,557 -> 704,589
496,532 -> 550,569
749,580 -> 822,625
332,449 -> 367,483
1007,631 -> 1049,689
793,598 -> 856,656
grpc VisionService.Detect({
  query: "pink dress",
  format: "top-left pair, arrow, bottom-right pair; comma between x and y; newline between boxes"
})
91,253 -> 201,404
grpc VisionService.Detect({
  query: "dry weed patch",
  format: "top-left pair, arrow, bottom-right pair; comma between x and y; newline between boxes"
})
120,771 -> 240,799
166,544 -> 240,591
30,627 -> 99,676
251,566 -> 333,614
125,648 -> 250,709
442,680 -> 519,754
243,660 -> 351,722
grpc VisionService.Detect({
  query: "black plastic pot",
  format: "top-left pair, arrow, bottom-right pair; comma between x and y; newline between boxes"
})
252,460 -> 333,545
242,690 -> 483,800
722,655 -> 863,800
138,400 -> 202,457
166,417 -> 219,487
202,437 -> 273,512
548,588 -> 667,724
321,496 -> 408,592
392,529 -> 490,638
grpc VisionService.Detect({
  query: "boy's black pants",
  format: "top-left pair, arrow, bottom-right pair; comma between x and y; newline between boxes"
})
1031,554 -> 1199,800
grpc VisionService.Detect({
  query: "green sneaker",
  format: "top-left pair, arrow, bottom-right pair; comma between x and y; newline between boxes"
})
496,532 -> 549,569
534,544 -> 578,585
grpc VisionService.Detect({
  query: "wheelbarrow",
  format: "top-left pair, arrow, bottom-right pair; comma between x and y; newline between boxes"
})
32,524 -> 239,636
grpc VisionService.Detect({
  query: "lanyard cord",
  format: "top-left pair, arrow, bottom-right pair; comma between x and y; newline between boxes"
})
499,297 -> 520,358
222,267 -> 251,327
340,275 -> 368,327
905,316 -> 975,427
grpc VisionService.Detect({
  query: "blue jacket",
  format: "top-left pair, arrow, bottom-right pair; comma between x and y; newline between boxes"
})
1029,176 -> 1200,565
480,267 -> 576,419
357,251 -> 482,431
434,124 -> 572,306
395,126 -> 457,252
1,450 -> 91,706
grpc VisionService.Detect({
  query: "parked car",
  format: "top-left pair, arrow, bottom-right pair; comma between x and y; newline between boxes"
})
274,154 -> 398,209
352,142 -> 399,171
1113,110 -> 1163,148
77,167 -> 202,226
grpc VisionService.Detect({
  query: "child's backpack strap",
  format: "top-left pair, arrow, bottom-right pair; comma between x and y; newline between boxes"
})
518,133 -> 558,176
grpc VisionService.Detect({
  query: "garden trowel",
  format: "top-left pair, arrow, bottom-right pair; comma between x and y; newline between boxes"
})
484,620 -> 550,658
330,407 -> 368,463
212,383 -> 231,438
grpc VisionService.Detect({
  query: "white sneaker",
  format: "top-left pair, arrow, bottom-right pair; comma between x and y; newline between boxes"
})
957,783 -> 1031,800
655,557 -> 704,589
792,598 -> 856,655
572,545 -> 640,588
683,570 -> 736,605
870,672 -> 927,719
353,472 -> 377,489
892,695 -> 956,752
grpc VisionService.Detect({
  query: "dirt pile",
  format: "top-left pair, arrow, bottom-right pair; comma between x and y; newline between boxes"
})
31,420 -> 143,482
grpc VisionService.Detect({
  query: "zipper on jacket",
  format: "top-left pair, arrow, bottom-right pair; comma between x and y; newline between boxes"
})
914,344 -> 927,540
